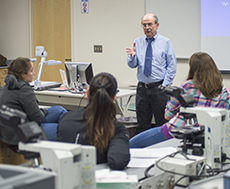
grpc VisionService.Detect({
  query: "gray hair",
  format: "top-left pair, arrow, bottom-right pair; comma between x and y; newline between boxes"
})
141,14 -> 159,24
154,15 -> 159,24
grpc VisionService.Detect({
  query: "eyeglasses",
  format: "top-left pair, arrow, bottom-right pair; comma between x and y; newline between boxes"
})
141,23 -> 155,28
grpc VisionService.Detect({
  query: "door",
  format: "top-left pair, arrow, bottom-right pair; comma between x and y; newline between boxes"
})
33,0 -> 71,83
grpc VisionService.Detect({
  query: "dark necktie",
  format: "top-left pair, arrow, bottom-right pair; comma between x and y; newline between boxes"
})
144,38 -> 154,77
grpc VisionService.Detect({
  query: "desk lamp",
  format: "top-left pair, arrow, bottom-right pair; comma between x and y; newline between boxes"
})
33,46 -> 62,90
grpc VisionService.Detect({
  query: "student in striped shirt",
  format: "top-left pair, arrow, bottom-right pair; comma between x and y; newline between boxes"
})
130,52 -> 230,148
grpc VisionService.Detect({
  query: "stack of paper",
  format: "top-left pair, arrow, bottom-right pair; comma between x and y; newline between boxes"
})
127,147 -> 177,168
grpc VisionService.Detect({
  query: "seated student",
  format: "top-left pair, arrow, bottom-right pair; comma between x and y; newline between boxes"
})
57,72 -> 130,170
130,52 -> 230,148
0,57 -> 67,151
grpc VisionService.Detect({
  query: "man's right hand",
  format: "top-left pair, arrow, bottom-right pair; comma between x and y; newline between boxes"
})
126,42 -> 136,57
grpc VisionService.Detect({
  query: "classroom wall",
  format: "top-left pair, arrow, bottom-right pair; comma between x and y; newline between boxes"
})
70,0 -> 191,87
146,0 -> 201,59
0,0 -> 32,59
71,0 -> 144,87
1,0 -> 230,90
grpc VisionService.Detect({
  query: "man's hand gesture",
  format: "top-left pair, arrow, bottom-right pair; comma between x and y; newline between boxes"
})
126,42 -> 136,57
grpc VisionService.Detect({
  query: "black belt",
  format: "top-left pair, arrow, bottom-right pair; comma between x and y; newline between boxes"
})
139,80 -> 163,88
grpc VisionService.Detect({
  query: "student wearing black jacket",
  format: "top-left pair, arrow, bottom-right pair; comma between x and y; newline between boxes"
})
57,72 -> 130,170
0,57 -> 67,151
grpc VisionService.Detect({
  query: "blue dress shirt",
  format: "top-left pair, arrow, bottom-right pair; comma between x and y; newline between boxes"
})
127,33 -> 177,86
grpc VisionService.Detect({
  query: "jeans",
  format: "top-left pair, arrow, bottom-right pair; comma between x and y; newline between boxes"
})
41,106 -> 67,141
129,126 -> 169,148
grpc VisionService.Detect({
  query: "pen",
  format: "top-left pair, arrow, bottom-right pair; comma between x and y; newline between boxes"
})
75,134 -> 80,144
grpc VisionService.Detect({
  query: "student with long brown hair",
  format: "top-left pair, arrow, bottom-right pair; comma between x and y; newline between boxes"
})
57,72 -> 130,170
130,52 -> 230,148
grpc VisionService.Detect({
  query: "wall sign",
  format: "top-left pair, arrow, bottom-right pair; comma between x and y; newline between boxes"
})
81,0 -> 89,13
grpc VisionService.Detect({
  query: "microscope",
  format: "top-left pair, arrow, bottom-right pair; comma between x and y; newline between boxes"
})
159,86 -> 230,170
33,46 -> 62,90
0,105 -> 96,189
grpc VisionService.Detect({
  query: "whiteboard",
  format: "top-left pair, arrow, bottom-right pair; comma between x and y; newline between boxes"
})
145,0 -> 201,59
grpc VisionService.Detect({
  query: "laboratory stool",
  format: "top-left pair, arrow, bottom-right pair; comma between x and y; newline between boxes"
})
125,124 -> 137,139
0,141 -> 27,165
122,103 -> 136,113
117,116 -> 137,139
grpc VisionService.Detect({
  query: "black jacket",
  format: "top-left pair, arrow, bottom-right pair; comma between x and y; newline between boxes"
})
57,107 -> 130,170
0,74 -> 47,145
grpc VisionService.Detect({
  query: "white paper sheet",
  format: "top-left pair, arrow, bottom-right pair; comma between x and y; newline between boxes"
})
130,147 -> 176,158
127,158 -> 156,168
127,147 -> 177,168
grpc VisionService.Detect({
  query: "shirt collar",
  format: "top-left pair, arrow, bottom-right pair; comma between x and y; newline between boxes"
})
145,32 -> 158,42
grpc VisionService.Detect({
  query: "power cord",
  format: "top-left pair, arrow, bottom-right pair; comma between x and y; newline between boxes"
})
137,164 -> 155,182
140,151 -> 230,188
154,151 -> 222,188
78,94 -> 86,109
170,176 -> 187,189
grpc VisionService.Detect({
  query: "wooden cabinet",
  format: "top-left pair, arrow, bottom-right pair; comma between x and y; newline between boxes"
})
0,68 -> 7,87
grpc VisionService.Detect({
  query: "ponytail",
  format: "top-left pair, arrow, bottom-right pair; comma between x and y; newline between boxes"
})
84,73 -> 117,154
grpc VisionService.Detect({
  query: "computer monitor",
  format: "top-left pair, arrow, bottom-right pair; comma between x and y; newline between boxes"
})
64,62 -> 93,91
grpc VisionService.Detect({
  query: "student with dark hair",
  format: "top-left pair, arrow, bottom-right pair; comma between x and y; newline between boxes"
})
130,52 -> 230,148
57,72 -> 130,170
0,57 -> 67,151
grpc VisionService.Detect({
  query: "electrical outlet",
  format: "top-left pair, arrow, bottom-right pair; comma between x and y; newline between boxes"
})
94,45 -> 102,53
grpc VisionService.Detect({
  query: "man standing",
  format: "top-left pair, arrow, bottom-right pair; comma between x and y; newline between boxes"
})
126,13 -> 177,134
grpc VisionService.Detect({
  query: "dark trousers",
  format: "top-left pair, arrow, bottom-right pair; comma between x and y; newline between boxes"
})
135,81 -> 169,135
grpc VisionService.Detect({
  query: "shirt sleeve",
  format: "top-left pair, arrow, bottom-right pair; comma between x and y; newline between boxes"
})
220,88 -> 230,109
165,97 -> 181,119
107,123 -> 130,170
127,54 -> 138,68
165,80 -> 195,119
162,40 -> 177,86
19,87 -> 45,125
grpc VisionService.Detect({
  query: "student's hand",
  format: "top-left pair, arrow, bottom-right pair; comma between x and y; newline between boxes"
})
165,113 -> 171,120
126,42 -> 136,57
